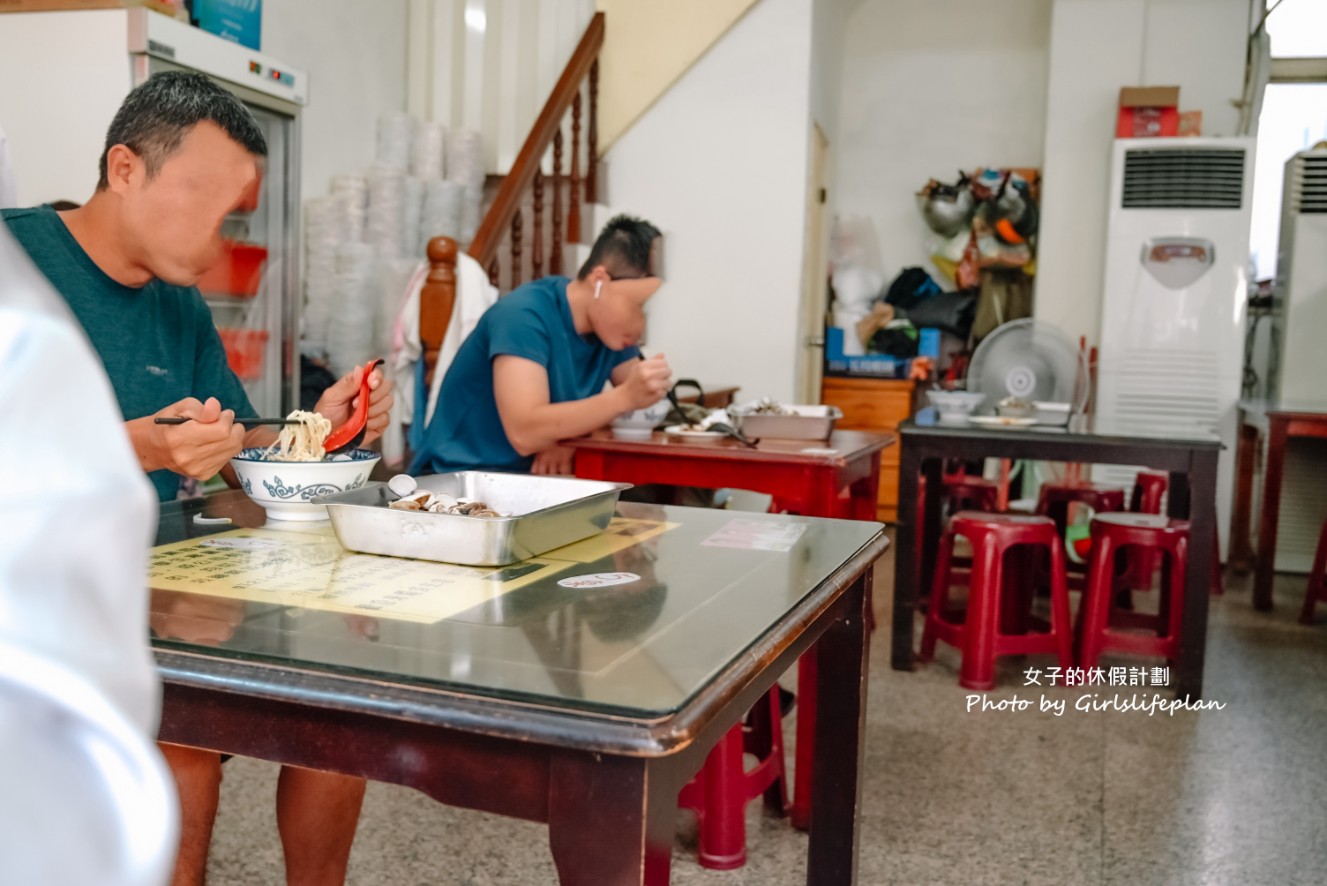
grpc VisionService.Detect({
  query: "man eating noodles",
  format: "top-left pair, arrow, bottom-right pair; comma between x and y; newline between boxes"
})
3,71 -> 391,886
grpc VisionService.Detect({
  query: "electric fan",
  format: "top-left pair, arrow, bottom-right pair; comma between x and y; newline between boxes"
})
967,319 -> 1088,421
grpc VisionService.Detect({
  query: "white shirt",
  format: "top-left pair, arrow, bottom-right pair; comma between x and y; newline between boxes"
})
0,227 -> 177,885
0,126 -> 16,209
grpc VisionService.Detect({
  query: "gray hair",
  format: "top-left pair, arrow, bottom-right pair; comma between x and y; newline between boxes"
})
97,70 -> 267,189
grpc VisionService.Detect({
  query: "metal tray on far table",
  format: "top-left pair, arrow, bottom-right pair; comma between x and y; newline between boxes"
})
317,472 -> 631,567
729,404 -> 842,440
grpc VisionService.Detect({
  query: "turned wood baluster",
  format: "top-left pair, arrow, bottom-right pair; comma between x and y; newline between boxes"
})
587,59 -> 599,205
488,257 -> 498,287
510,209 -> 523,290
551,128 -> 564,275
569,91 -> 582,245
532,168 -> 545,279
420,236 -> 458,390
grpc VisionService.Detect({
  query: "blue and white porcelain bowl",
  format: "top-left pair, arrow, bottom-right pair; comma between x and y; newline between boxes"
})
230,448 -> 381,522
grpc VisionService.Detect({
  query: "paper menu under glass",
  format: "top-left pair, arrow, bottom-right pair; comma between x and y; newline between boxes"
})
148,517 -> 676,624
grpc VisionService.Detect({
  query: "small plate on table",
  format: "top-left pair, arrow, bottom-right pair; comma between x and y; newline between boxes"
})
967,415 -> 1038,430
663,424 -> 727,444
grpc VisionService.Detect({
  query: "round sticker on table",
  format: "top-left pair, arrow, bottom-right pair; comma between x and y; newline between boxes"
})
557,572 -> 641,589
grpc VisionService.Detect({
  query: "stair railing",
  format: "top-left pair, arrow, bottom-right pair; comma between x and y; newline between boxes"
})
468,11 -> 603,291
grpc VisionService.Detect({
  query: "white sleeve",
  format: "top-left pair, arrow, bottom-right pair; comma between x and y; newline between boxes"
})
0,127 -> 16,209
0,228 -> 177,884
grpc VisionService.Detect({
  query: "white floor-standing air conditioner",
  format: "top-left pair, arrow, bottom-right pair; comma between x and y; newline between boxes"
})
1094,137 -> 1257,560
1258,149 -> 1327,572
1271,150 -> 1327,401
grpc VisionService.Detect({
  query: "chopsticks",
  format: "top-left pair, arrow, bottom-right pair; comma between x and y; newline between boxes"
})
154,417 -> 303,426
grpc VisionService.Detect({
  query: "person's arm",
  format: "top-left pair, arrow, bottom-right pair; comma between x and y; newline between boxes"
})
493,353 -> 672,456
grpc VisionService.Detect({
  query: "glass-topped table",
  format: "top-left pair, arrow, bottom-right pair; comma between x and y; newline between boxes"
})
149,491 -> 886,884
894,409 -> 1222,698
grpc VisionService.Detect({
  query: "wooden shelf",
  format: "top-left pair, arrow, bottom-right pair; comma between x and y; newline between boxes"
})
821,376 -> 915,522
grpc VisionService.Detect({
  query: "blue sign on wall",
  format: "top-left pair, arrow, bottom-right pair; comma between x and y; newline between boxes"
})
192,0 -> 262,51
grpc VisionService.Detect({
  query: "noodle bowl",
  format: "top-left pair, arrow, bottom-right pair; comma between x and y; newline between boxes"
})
231,446 -> 380,521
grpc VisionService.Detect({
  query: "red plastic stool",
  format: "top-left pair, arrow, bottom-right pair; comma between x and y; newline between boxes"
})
1300,519 -> 1327,625
1130,469 -> 1169,513
677,685 -> 788,869
1126,471 -> 1169,590
1077,513 -> 1189,669
944,474 -> 999,514
918,512 -> 1074,690
1127,469 -> 1222,596
1036,481 -> 1127,536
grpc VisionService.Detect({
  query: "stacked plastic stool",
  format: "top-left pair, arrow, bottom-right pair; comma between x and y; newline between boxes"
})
677,685 -> 788,869
943,473 -> 999,513
1036,481 -> 1127,536
1077,513 -> 1189,669
1128,469 -> 1222,596
919,512 -> 1074,690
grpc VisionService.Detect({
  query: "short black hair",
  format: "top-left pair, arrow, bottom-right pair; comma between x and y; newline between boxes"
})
97,70 -> 267,189
577,214 -> 661,280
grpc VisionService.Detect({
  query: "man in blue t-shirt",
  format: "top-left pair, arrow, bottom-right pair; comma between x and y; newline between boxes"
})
412,214 -> 674,476
3,71 -> 385,886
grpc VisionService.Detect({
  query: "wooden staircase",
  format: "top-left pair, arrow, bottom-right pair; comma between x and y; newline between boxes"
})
471,11 -> 604,289
420,11 -> 604,386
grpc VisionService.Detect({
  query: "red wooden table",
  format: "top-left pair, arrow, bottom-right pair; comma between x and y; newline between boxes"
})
1229,399 -> 1327,610
565,427 -> 892,829
566,428 -> 891,521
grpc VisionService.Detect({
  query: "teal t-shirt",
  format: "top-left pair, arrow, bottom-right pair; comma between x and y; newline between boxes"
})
409,276 -> 639,475
2,205 -> 255,501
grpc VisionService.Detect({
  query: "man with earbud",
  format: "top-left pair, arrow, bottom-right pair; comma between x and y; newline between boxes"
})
410,214 -> 672,476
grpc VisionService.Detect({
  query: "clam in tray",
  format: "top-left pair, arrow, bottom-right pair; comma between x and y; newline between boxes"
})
316,472 -> 631,567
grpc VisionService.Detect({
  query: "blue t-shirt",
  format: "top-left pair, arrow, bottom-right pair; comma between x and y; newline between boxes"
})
2,205 -> 254,501
410,276 -> 639,474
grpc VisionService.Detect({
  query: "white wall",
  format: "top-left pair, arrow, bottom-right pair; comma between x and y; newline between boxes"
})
603,0 -> 814,403
835,0 -> 1053,283
809,0 -> 847,145
263,0 -> 409,201
1034,0 -> 1251,345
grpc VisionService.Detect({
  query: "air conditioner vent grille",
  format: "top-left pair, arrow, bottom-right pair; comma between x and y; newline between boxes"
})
1291,155 -> 1327,214
1121,148 -> 1246,209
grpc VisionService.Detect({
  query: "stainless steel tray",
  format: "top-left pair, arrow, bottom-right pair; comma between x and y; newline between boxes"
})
317,472 -> 631,566
730,404 -> 841,440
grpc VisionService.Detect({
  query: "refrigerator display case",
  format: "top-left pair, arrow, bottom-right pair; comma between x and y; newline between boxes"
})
0,8 -> 307,417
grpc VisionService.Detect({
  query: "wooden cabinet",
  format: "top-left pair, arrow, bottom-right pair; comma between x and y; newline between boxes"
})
821,377 -> 915,522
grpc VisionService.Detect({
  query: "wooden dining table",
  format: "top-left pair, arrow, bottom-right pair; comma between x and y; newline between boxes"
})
893,410 -> 1221,700
149,492 -> 886,885
1228,398 -> 1327,611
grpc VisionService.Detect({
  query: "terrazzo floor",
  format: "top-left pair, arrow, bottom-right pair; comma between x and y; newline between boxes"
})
204,530 -> 1327,885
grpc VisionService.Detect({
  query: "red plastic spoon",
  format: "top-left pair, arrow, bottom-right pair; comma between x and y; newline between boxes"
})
323,359 -> 384,454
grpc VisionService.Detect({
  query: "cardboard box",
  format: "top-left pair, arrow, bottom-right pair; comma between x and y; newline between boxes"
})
824,326 -> 926,379
1117,86 -> 1180,138
0,0 -> 181,13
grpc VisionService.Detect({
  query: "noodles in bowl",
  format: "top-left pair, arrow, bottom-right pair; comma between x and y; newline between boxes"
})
263,410 -> 333,462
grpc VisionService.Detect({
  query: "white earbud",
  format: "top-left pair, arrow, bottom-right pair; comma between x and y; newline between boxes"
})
594,280 -> 602,300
